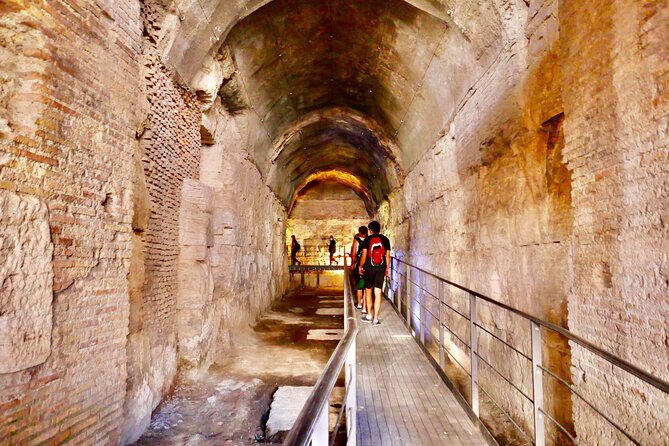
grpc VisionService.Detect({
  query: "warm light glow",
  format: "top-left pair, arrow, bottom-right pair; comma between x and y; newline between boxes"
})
289,169 -> 372,212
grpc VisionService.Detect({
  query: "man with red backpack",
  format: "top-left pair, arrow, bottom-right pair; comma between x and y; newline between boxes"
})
358,221 -> 391,326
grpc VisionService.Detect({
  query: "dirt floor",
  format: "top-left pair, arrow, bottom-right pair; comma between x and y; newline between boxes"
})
135,286 -> 345,446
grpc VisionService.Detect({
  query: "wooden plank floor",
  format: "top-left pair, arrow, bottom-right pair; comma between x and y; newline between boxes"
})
356,300 -> 488,446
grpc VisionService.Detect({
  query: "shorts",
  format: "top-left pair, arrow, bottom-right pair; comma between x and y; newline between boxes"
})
364,266 -> 387,290
352,266 -> 365,289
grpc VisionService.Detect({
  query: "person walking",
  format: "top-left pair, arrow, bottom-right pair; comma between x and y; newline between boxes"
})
358,221 -> 391,326
350,226 -> 368,313
328,235 -> 337,265
290,235 -> 301,265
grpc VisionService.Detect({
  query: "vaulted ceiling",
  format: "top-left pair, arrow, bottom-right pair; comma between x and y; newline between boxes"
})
168,0 -> 508,209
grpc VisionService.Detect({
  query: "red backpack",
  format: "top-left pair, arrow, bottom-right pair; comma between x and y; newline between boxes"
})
368,235 -> 386,267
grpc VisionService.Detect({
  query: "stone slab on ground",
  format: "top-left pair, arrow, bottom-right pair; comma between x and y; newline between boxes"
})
266,386 -> 313,441
306,329 -> 344,341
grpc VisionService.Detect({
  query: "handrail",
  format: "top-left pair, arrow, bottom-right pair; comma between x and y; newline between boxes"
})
282,266 -> 358,446
390,256 -> 669,395
387,256 -> 669,446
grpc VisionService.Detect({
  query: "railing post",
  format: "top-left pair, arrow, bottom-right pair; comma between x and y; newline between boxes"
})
301,269 -> 305,289
531,321 -> 545,446
469,294 -> 479,416
438,280 -> 445,370
419,271 -> 425,345
406,266 -> 412,330
316,269 -> 320,288
396,262 -> 403,318
345,345 -> 357,446
311,404 -> 329,446
388,258 -> 395,306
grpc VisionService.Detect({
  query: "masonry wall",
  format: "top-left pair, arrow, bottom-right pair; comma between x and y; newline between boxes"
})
379,0 -> 669,443
0,1 -> 142,443
287,183 -> 369,265
380,0 -> 572,441
199,109 -> 290,354
560,1 -> 669,444
122,0 -> 203,439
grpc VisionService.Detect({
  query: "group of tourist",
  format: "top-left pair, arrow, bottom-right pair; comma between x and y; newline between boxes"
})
349,221 -> 391,326
289,234 -> 339,265
290,220 -> 391,326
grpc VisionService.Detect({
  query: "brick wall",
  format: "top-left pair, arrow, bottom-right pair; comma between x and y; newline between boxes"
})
122,1 -> 203,441
561,0 -> 669,443
378,0 -> 574,442
379,0 -> 669,443
0,1 -> 142,444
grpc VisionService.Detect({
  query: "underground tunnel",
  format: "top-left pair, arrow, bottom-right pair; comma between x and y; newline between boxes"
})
0,0 -> 668,445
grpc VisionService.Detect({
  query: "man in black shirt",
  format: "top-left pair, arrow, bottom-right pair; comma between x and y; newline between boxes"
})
290,235 -> 301,265
358,221 -> 391,326
328,235 -> 336,265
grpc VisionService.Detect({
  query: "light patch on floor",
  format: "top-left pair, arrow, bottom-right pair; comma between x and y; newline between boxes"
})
306,329 -> 344,340
316,308 -> 344,315
319,299 -> 342,304
215,378 -> 261,394
260,313 -> 315,325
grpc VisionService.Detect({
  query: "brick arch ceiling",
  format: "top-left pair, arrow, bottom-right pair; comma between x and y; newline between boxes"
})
169,0 -> 504,207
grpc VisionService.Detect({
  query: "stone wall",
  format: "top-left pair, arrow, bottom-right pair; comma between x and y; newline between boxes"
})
199,109 -> 290,355
380,0 -> 572,439
379,0 -> 669,443
0,1 -> 142,443
122,1 -> 203,440
287,182 -> 370,264
0,2 -> 291,444
560,1 -> 669,444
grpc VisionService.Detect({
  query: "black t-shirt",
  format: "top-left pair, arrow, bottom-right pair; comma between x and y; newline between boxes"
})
329,239 -> 336,253
360,233 -> 391,268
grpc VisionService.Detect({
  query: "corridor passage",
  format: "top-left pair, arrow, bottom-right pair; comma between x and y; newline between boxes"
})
356,300 -> 487,446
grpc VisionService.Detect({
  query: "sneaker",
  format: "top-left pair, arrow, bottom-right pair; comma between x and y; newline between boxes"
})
372,320 -> 381,326
356,304 -> 362,310
361,315 -> 372,323
361,308 -> 367,315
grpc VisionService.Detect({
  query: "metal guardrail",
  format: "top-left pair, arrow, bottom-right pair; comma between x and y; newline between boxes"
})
289,265 -> 345,288
385,256 -> 669,446
282,265 -> 359,446
288,245 -> 348,266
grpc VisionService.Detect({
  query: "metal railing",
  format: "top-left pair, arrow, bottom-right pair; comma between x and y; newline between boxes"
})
385,256 -> 669,446
289,265 -> 345,289
282,265 -> 359,446
289,245 -> 348,266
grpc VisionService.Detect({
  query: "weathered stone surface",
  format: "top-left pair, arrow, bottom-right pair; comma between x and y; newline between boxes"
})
287,182 -> 370,265
176,180 -> 216,373
0,190 -> 53,373
1,0 -> 668,444
179,179 -> 214,247
1,2 -> 141,443
266,386 -> 313,441
191,55 -> 224,111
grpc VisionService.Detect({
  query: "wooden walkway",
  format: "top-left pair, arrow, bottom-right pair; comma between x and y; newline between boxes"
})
356,300 -> 488,446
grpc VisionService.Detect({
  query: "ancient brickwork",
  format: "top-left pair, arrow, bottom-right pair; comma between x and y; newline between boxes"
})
0,190 -> 53,374
122,0 -> 203,441
0,1 -> 142,443
199,111 -> 290,354
379,0 -> 575,442
287,182 -> 369,259
561,0 -> 669,443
